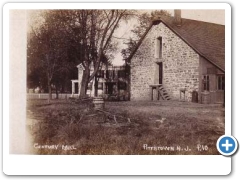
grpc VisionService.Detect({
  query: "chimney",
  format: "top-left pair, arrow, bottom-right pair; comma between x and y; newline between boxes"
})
174,9 -> 182,26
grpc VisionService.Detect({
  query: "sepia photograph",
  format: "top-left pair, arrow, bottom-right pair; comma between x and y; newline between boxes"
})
13,8 -> 225,155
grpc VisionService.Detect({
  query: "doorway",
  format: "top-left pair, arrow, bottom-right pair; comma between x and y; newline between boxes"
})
158,62 -> 163,84
74,83 -> 78,94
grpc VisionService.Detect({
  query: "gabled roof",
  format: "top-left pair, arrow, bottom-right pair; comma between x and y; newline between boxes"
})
159,16 -> 225,72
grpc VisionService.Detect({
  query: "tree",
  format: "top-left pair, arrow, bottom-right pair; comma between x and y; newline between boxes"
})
121,10 -> 171,64
56,10 -> 133,98
28,10 -> 70,102
28,10 -> 134,99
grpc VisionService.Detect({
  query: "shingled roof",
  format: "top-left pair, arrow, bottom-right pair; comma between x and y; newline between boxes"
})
159,16 -> 225,72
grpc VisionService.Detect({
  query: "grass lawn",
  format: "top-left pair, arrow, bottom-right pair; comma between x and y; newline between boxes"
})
27,99 -> 224,155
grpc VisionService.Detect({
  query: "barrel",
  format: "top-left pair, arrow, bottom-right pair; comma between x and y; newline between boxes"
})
201,91 -> 210,104
93,97 -> 105,110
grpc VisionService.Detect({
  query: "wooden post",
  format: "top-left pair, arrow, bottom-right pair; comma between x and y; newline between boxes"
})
156,86 -> 159,100
71,81 -> 74,97
150,87 -> 153,100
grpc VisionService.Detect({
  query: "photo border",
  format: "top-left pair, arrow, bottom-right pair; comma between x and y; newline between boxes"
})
3,2 -> 231,175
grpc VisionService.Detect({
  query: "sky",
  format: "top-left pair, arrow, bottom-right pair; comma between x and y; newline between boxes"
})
112,9 -> 225,66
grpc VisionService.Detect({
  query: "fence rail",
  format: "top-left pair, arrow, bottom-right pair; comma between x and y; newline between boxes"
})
27,93 -> 79,100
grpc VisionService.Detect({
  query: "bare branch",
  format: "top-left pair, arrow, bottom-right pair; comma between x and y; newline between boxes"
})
112,35 -> 137,41
103,10 -> 126,50
103,10 -> 111,21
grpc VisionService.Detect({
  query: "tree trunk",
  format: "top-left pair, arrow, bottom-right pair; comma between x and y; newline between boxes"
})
48,78 -> 52,103
94,76 -> 98,97
79,69 -> 90,98
61,83 -> 65,93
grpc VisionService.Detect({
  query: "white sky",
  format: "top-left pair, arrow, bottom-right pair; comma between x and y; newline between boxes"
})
112,9 -> 225,65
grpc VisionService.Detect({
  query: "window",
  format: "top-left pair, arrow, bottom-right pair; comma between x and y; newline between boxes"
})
106,70 -> 114,79
118,70 -> 126,78
156,37 -> 162,58
217,75 -> 225,90
106,83 -> 115,94
202,75 -> 209,91
118,82 -> 127,90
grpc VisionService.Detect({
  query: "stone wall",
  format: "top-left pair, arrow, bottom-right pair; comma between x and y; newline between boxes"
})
130,23 -> 199,101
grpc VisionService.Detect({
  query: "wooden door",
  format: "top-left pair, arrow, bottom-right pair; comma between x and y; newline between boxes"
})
159,62 -> 163,84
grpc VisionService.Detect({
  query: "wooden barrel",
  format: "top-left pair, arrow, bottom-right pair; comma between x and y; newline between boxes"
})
93,97 -> 105,110
201,91 -> 210,104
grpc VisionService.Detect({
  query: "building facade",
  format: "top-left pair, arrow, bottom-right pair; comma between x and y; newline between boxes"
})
71,64 -> 130,101
130,11 -> 225,104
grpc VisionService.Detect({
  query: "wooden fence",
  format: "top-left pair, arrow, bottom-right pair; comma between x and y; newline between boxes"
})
27,93 -> 79,100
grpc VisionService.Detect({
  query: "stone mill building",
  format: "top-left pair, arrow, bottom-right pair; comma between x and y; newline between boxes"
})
129,10 -> 225,104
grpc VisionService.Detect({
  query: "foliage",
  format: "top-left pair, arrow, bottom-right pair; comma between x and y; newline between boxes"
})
28,10 -> 134,97
61,10 -> 135,97
121,10 -> 171,63
28,10 -> 78,98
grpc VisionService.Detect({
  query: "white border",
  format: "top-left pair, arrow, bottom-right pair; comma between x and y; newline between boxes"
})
3,3 -> 231,175
2,2 -> 231,9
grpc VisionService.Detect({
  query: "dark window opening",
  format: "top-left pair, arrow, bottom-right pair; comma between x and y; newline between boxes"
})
106,70 -> 115,79
157,37 -> 162,58
74,83 -> 78,94
158,62 -> 163,84
118,82 -> 127,90
217,75 -> 225,90
118,70 -> 126,78
106,83 -> 117,95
